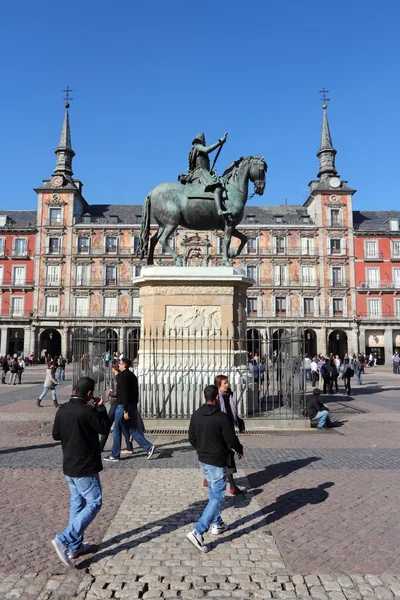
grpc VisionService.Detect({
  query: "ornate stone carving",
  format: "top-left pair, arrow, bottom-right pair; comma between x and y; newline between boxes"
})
185,247 -> 206,267
165,306 -> 221,332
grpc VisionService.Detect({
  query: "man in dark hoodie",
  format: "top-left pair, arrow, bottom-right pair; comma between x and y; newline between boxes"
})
187,384 -> 244,553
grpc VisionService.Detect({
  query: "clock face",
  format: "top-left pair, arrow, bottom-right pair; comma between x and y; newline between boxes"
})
51,176 -> 64,188
330,177 -> 341,189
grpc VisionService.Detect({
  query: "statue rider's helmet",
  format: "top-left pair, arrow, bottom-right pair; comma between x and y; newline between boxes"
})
192,133 -> 206,145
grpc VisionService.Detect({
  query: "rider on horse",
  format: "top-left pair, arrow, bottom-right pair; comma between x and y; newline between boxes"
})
179,132 -> 231,217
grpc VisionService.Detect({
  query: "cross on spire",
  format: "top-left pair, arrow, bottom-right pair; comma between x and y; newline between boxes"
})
319,87 -> 331,109
63,86 -> 74,108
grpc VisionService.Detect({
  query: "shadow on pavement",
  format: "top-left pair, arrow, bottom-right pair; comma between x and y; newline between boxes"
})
246,457 -> 321,489
0,442 -> 60,455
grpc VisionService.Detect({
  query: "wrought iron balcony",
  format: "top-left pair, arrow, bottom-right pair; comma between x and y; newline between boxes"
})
364,252 -> 383,261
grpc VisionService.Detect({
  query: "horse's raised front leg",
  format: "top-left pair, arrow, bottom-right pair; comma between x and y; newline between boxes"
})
229,228 -> 248,258
158,224 -> 183,266
147,226 -> 163,265
222,224 -> 233,266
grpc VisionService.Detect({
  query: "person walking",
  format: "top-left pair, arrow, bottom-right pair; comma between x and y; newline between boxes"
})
187,384 -> 244,553
99,364 -> 133,454
9,356 -> 20,385
310,356 -> 319,387
342,358 -> 354,396
57,355 -> 66,381
104,358 -> 154,462
17,356 -> 25,384
353,356 -> 362,385
37,361 -> 59,407
51,377 -> 110,568
2,355 -> 10,384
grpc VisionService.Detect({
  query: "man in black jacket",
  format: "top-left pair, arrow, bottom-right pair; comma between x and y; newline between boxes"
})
51,377 -> 109,568
306,388 -> 329,430
187,384 -> 244,553
104,358 -> 155,462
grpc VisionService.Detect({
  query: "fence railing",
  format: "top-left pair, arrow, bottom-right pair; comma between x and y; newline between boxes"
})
71,327 -> 306,421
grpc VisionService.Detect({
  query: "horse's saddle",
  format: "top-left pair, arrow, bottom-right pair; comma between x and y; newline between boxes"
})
182,182 -> 215,201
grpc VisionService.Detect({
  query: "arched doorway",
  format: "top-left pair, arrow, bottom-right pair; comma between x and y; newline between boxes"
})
94,327 -> 119,357
272,328 -> 290,355
7,328 -> 24,357
125,328 -> 140,362
304,329 -> 317,358
40,328 -> 61,361
328,329 -> 348,359
247,328 -> 261,360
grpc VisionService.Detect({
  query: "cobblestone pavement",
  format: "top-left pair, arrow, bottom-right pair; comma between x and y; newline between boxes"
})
1,366 -> 400,598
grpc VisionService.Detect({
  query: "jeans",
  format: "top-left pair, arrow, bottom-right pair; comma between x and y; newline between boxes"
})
38,386 -> 57,402
100,404 -> 132,452
56,474 -> 102,554
194,463 -> 227,535
311,371 -> 318,387
343,377 -> 351,395
57,367 -> 65,381
111,404 -> 152,458
311,409 -> 329,429
355,369 -> 362,384
9,372 -> 18,385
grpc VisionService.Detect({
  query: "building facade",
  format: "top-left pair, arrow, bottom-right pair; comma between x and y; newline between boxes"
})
0,102 -> 398,363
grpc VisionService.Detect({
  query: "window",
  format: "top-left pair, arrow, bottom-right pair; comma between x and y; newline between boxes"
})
105,265 -> 117,285
365,240 -> 378,259
105,236 -> 118,254
366,268 -> 380,288
77,237 -> 90,254
301,237 -> 314,256
395,299 -> 400,318
109,215 -> 118,224
76,264 -> 90,286
0,238 -> 4,256
75,296 -> 89,317
104,296 -> 117,317
390,219 -> 399,231
392,241 -> 400,258
275,296 -> 286,315
301,215 -> 310,224
46,296 -> 59,316
275,216 -> 283,223
333,298 -> 343,315
330,209 -> 341,226
11,296 -> 24,316
247,297 -> 257,315
304,297 -> 314,315
82,214 -> 91,224
302,265 -> 316,286
246,237 -> 257,254
133,264 -> 141,277
48,237 -> 61,254
46,264 -> 60,286
368,298 -> 381,317
136,215 -> 143,224
49,208 -> 62,225
132,235 -> 140,253
331,266 -> 343,286
0,265 -> 3,285
13,266 -> 25,286
273,264 -> 288,285
274,237 -> 285,255
13,238 -> 27,256
132,296 -> 140,316
330,239 -> 341,255
246,265 -> 257,282
246,215 -> 255,223
217,237 -> 224,254
393,269 -> 400,288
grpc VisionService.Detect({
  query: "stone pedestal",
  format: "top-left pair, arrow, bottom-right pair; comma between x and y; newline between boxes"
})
132,267 -> 254,418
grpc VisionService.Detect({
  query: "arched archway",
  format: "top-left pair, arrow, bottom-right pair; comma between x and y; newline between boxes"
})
272,328 -> 290,355
94,327 -> 119,357
304,329 -> 317,358
328,329 -> 348,359
247,328 -> 261,360
125,328 -> 140,362
40,328 -> 61,361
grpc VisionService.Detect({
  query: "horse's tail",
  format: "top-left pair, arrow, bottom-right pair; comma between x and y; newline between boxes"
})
137,192 -> 151,259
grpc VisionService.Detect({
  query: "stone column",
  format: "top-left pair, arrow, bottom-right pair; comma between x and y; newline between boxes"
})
23,326 -> 31,357
119,327 -> 125,355
384,327 -> 393,366
61,326 -> 68,357
316,327 -> 326,355
0,326 -> 7,356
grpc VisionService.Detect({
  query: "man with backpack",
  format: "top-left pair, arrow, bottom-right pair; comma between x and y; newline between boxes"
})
342,358 -> 354,395
57,355 -> 66,381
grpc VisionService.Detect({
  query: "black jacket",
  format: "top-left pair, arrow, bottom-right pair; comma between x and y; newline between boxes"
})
2,358 -> 9,373
52,396 -> 110,477
189,403 -> 243,468
116,369 -> 139,412
306,395 -> 327,420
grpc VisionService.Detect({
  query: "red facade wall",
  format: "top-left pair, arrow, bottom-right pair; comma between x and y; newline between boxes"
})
0,232 -> 36,317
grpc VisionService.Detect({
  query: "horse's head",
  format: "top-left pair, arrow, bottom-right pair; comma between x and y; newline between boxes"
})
248,155 -> 268,195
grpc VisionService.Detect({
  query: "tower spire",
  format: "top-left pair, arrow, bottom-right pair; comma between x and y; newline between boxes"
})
53,88 -> 75,176
316,90 -> 338,180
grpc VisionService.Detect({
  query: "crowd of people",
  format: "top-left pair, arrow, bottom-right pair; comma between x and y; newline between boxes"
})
302,352 -> 374,396
1,354 -> 26,384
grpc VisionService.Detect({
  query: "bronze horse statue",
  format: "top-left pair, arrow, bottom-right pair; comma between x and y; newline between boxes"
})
138,155 -> 267,266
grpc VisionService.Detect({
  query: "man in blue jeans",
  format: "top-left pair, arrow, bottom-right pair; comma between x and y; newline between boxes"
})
188,384 -> 244,552
52,377 -> 110,568
306,388 -> 330,430
104,358 -> 155,462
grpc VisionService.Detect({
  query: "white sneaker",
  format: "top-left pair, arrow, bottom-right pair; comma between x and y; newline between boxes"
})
186,529 -> 209,553
147,445 -> 155,460
210,522 -> 227,535
51,538 -> 74,569
68,541 -> 92,559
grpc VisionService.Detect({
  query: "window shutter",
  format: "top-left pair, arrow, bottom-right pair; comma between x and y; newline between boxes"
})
329,296 -> 333,316
272,296 -> 276,316
286,295 -> 291,317
314,296 -> 319,317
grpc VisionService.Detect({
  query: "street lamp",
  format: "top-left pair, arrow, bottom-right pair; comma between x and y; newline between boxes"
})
49,332 -> 53,340
307,332 -> 311,340
336,333 -> 340,341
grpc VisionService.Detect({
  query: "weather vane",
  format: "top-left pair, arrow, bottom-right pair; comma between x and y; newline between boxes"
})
63,86 -> 74,108
319,87 -> 330,109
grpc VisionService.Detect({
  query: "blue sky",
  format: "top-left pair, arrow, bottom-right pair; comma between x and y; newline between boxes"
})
1,0 -> 399,211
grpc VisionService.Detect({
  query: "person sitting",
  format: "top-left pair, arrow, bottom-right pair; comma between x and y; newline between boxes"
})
306,388 -> 329,431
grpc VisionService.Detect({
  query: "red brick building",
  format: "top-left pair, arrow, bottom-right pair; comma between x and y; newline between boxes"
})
354,211 -> 400,363
0,212 -> 36,357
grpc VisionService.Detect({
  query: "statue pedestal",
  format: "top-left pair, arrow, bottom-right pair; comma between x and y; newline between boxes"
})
133,266 -> 254,418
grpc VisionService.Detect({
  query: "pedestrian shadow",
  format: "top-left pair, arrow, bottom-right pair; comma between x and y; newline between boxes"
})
0,442 -> 60,455
245,457 -> 321,489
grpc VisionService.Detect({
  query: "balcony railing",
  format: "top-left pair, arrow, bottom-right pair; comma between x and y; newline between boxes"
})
72,246 -> 138,255
47,220 -> 63,226
391,252 -> 400,261
45,279 -> 62,287
358,281 -> 400,290
2,280 -> 34,288
329,280 -> 345,287
11,249 -> 29,258
364,252 -> 383,261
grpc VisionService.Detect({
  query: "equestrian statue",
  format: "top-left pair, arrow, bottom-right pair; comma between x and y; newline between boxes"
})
137,132 -> 268,266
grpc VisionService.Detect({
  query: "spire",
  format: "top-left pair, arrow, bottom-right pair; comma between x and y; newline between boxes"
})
316,103 -> 338,180
53,101 -> 75,176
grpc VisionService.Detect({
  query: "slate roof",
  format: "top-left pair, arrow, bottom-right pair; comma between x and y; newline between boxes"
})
353,211 -> 400,233
0,210 -> 37,227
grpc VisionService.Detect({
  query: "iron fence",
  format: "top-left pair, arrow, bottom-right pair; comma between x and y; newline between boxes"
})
71,327 -> 306,420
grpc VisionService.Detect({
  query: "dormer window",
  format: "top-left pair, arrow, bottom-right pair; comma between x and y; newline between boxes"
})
109,215 -> 118,224
82,214 -> 91,224
390,219 -> 399,231
302,215 -> 310,223
136,215 -> 143,224
275,216 -> 283,223
246,215 -> 255,223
